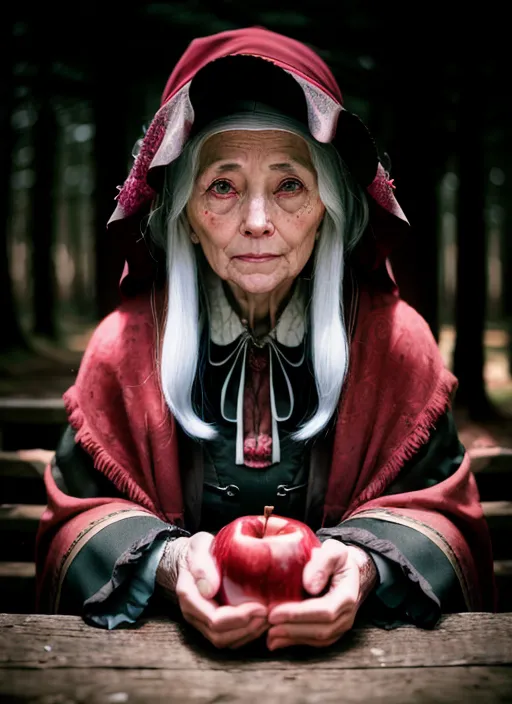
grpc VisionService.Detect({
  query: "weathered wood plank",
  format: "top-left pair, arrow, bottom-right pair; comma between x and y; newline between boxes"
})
0,504 -> 45,525
0,450 -> 52,478
481,501 -> 512,559
0,504 -> 45,561
0,451 -> 50,504
469,446 -> 512,471
0,563 -> 36,614
0,398 -> 66,425
470,447 -> 512,500
0,562 -> 35,578
1,613 -> 511,671
495,560 -> 512,611
0,665 -> 511,703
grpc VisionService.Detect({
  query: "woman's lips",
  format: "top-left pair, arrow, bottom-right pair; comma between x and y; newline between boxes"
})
234,255 -> 280,263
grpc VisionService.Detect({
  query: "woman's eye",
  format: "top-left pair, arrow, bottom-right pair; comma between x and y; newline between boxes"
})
209,180 -> 235,196
278,179 -> 303,194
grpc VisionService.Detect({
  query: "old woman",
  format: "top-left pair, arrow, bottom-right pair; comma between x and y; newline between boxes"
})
36,27 -> 494,651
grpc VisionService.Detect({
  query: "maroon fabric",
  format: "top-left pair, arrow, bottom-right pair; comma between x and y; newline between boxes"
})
243,348 -> 273,468
36,284 -> 495,611
160,27 -> 344,108
35,28 -> 495,614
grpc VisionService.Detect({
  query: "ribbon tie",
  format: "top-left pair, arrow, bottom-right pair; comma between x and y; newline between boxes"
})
209,331 -> 305,464
204,272 -> 307,466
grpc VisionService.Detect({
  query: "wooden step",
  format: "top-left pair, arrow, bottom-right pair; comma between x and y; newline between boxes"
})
481,501 -> 512,561
0,499 -> 510,558
469,447 -> 512,501
0,504 -> 46,561
494,560 -> 512,611
0,398 -> 66,425
0,450 -> 51,504
0,562 -> 36,613
0,398 -> 67,452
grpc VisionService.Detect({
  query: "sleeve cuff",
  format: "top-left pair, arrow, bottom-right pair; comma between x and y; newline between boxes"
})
317,524 -> 442,628
82,525 -> 189,627
366,549 -> 409,610
88,539 -> 167,630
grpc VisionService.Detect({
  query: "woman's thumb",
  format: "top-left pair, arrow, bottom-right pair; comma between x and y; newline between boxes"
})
187,531 -> 221,599
303,539 -> 348,595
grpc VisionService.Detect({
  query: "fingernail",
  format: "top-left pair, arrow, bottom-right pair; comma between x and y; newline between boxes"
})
197,578 -> 212,598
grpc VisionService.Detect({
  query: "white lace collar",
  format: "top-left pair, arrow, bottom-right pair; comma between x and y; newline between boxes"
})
204,271 -> 307,348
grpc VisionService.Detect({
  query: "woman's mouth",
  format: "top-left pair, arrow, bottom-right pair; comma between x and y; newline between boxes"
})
234,254 -> 280,263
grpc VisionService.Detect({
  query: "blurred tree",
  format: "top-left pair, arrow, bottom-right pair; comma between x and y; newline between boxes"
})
0,15 -> 27,352
65,109 -> 93,316
31,57 -> 59,339
386,89 -> 443,340
503,127 -> 512,376
452,61 -> 494,419
371,5 -> 452,341
91,8 -> 138,319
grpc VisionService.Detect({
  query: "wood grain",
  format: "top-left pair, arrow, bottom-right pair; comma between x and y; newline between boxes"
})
0,397 -> 66,425
1,665 -> 511,703
1,613 -> 511,671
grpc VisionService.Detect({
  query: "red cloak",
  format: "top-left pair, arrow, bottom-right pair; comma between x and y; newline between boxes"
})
36,27 -> 495,614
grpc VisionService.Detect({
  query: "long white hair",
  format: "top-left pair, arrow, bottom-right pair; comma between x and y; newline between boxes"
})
148,111 -> 369,443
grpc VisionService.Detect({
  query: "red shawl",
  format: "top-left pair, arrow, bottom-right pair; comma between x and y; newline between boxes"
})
36,27 -> 494,611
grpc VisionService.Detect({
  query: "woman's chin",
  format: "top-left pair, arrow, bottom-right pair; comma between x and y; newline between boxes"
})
229,273 -> 287,295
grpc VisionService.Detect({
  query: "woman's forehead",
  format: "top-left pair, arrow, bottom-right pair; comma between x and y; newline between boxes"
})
199,130 -> 313,170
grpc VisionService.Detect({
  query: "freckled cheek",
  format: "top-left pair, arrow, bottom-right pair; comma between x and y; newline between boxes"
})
277,213 -> 318,249
196,210 -> 223,234
196,213 -> 238,256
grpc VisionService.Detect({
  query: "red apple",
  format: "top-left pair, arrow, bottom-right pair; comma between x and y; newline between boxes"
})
211,506 -> 321,608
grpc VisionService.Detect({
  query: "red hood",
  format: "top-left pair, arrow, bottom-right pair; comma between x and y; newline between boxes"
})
108,26 -> 408,296
161,26 -> 343,106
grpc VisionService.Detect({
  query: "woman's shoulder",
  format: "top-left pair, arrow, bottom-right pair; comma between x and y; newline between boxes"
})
356,285 -> 442,360
82,293 -> 158,366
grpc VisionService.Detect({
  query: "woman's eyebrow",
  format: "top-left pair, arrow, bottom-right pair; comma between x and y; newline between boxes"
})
201,157 -> 312,175
269,157 -> 313,172
214,162 -> 242,173
198,160 -> 241,176
269,162 -> 296,172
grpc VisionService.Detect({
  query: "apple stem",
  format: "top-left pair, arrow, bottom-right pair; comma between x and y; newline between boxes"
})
263,505 -> 274,536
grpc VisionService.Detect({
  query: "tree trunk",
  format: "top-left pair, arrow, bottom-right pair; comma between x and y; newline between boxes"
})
503,127 -> 512,377
66,126 -> 91,317
92,93 -> 127,320
31,59 -> 58,338
91,9 -> 133,321
0,17 -> 28,353
452,71 -> 494,419
387,112 -> 442,340
375,36 -> 445,340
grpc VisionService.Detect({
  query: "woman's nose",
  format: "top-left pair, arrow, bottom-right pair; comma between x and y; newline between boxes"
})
240,195 -> 275,237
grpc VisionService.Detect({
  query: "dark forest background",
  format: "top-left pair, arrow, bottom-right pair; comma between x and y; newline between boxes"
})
1,0 -> 511,432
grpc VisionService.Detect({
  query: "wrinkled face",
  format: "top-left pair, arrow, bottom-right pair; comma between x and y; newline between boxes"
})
186,130 -> 325,295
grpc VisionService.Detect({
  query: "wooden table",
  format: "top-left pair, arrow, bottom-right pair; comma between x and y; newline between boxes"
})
1,613 -> 511,702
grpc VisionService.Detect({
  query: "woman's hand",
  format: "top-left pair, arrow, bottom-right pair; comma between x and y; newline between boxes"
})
267,539 -> 378,651
158,532 -> 268,649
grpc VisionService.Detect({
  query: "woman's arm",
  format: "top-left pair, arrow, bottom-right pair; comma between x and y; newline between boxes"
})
36,426 -> 189,625
317,411 -> 493,626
